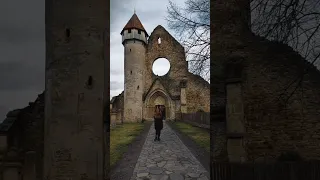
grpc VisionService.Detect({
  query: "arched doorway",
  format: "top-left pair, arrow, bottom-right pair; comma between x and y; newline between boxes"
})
144,90 -> 172,120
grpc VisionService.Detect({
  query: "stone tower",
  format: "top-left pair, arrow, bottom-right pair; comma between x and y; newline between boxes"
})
121,13 -> 148,122
44,0 -> 107,179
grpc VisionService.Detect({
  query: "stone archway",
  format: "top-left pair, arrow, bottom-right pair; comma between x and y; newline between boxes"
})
144,89 -> 174,120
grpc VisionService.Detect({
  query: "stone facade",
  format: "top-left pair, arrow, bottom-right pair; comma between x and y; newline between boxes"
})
211,0 -> 320,163
44,0 -> 108,179
241,37 -> 320,162
111,14 -> 210,123
0,92 -> 44,180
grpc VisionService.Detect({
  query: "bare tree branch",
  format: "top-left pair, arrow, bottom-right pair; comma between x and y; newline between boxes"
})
166,0 -> 320,98
166,0 -> 210,81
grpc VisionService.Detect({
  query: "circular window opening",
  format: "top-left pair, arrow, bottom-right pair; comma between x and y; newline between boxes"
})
152,58 -> 171,76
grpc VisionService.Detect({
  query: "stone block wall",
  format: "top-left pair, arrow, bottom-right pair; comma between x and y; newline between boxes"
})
211,122 -> 228,162
124,41 -> 146,122
186,73 -> 210,113
110,92 -> 124,123
0,92 -> 44,180
211,0 -> 320,163
241,37 -> 320,162
145,25 -> 188,97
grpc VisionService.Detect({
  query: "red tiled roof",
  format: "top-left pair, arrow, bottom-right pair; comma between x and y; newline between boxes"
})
121,13 -> 148,36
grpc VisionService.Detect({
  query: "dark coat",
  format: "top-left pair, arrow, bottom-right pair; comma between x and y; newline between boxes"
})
154,117 -> 163,130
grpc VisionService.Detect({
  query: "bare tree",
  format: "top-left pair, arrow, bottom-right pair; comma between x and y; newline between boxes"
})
167,0 -> 320,100
166,0 -> 320,68
166,0 -> 210,81
251,0 -> 320,102
251,0 -> 320,66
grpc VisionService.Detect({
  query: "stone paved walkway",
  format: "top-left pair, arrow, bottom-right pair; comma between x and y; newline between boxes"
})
130,122 -> 210,180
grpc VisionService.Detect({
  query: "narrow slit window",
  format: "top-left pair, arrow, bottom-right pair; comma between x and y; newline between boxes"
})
130,71 -> 132,74
87,76 -> 93,86
128,29 -> 131,33
66,29 -> 70,38
158,37 -> 161,44
138,30 -> 141,34
137,86 -> 139,90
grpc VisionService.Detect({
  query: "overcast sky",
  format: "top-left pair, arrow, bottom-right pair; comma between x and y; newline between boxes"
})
0,0 -> 45,121
0,0 -> 186,120
110,0 -> 185,98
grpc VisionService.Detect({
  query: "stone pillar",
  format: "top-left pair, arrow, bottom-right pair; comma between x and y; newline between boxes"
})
225,61 -> 246,162
180,80 -> 187,114
22,151 -> 36,180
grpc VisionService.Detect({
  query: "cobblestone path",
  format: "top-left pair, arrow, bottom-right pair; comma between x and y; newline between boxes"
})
130,122 -> 210,180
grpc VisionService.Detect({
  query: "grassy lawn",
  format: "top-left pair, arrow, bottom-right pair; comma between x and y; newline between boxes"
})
110,123 -> 145,167
172,122 -> 210,152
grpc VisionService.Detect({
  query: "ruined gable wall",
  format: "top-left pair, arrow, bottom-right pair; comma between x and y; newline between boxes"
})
144,26 -> 210,114
112,92 -> 124,111
145,26 -> 189,97
241,35 -> 320,161
186,73 -> 210,113
111,92 -> 124,123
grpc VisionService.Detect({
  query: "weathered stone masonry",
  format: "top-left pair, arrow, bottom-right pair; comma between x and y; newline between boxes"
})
0,93 -> 44,180
211,0 -> 320,163
111,13 -> 210,123
44,0 -> 108,179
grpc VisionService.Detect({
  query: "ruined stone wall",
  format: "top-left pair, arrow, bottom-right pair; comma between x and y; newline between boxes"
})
0,92 -> 45,180
211,0 -> 320,162
112,92 -> 124,111
145,25 -> 188,97
211,28 -> 320,162
19,93 -> 44,180
186,73 -> 210,113
143,25 -> 210,116
240,37 -> 320,162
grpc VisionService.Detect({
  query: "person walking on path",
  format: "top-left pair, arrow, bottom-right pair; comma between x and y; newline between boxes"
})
154,105 -> 163,141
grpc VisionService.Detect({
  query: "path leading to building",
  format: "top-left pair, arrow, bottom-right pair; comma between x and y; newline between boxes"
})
130,121 -> 210,180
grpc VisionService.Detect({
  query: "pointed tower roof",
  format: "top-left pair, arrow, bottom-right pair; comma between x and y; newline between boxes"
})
121,13 -> 148,36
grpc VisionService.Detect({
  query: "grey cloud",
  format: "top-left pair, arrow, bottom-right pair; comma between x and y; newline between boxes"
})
110,81 -> 123,90
0,0 -> 45,119
0,89 -> 40,120
0,61 -> 44,91
0,0 -> 44,42
110,69 -> 123,75
110,0 -> 136,31
0,26 -> 44,42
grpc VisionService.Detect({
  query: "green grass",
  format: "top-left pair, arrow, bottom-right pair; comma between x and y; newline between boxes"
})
172,122 -> 210,152
110,123 -> 145,167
